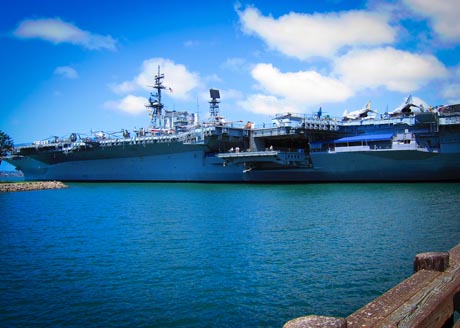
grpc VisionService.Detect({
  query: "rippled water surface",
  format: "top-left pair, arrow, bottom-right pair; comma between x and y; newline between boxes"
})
1,182 -> 460,327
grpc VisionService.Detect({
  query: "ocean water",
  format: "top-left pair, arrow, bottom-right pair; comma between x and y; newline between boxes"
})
1,182 -> 459,327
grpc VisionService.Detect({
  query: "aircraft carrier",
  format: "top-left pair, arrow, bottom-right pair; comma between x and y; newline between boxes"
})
5,68 -> 460,182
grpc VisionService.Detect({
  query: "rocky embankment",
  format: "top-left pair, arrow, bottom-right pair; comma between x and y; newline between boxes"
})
0,181 -> 68,192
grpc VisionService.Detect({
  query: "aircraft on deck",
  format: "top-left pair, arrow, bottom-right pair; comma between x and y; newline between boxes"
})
342,101 -> 377,121
388,95 -> 421,116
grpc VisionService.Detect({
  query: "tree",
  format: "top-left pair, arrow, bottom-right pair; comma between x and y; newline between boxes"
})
0,130 -> 14,157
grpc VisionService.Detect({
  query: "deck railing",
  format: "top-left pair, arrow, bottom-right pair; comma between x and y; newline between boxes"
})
284,243 -> 460,328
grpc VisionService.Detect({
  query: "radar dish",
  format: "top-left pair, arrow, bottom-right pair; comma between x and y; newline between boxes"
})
210,89 -> 220,99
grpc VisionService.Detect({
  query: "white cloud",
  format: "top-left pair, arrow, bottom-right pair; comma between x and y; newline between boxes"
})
111,58 -> 200,100
104,95 -> 148,115
404,0 -> 460,42
204,74 -> 222,84
251,63 -> 352,104
240,53 -> 449,116
442,84 -> 460,104
54,66 -> 78,79
221,88 -> 244,100
13,18 -> 117,50
238,6 -> 395,59
334,47 -> 448,92
237,94 -> 299,116
222,57 -> 248,71
442,67 -> 460,104
110,80 -> 138,94
237,64 -> 353,116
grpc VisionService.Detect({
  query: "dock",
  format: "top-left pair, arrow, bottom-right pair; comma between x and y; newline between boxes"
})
284,243 -> 460,328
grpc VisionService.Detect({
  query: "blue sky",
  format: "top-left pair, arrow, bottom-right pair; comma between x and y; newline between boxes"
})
1,0 -> 459,149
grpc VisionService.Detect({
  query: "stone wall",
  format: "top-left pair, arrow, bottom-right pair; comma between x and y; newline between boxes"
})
0,181 -> 68,192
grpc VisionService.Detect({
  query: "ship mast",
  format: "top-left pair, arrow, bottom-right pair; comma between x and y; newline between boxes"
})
146,66 -> 166,128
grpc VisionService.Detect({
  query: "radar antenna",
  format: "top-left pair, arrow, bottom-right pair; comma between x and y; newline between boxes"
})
209,89 -> 220,122
145,66 -> 166,127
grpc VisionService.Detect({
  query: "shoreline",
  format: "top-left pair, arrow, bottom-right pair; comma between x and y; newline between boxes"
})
0,181 -> 68,192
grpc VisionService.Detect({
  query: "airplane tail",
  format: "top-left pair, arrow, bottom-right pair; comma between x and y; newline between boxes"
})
405,95 -> 413,105
366,101 -> 371,110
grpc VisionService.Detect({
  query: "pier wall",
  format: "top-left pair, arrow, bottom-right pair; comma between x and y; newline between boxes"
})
284,243 -> 460,328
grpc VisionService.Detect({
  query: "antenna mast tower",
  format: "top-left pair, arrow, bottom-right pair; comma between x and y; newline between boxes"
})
146,66 -> 166,127
209,89 -> 220,122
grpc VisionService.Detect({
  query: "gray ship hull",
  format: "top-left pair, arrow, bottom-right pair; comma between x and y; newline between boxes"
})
6,150 -> 243,182
243,149 -> 460,182
8,148 -> 460,182
6,103 -> 460,183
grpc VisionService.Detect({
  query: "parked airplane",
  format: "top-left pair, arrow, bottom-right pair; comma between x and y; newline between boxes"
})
342,101 -> 376,120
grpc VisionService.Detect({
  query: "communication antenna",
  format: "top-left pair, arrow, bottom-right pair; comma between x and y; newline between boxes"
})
145,65 -> 166,127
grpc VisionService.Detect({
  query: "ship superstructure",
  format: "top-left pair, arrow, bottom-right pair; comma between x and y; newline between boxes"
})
4,68 -> 460,182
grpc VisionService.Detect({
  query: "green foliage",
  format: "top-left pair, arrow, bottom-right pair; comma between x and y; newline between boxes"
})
0,130 -> 14,157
